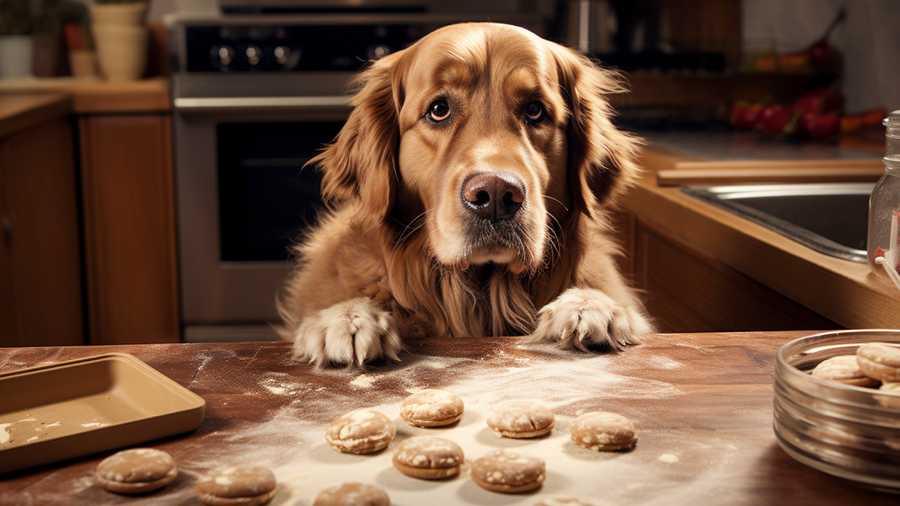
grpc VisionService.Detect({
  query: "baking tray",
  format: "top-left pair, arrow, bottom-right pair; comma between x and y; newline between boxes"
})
0,353 -> 205,474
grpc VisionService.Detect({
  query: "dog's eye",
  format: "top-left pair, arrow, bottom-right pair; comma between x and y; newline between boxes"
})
426,99 -> 451,123
523,101 -> 545,124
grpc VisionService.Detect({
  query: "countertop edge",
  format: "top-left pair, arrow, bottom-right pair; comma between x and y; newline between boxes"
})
0,78 -> 170,114
624,149 -> 900,329
0,94 -> 72,139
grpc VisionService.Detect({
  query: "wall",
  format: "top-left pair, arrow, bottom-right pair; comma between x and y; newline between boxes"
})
743,0 -> 900,113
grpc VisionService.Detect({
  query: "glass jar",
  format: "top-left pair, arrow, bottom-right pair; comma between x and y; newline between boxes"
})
867,110 -> 900,287
774,330 -> 900,492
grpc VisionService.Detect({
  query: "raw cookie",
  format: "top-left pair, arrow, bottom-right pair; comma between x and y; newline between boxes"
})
95,448 -> 177,495
857,343 -> 900,382
811,355 -> 879,387
569,411 -> 637,451
313,482 -> 391,506
400,389 -> 464,427
326,409 -> 396,455
392,436 -> 464,480
535,497 -> 607,506
195,466 -> 277,506
471,449 -> 545,494
486,400 -> 555,439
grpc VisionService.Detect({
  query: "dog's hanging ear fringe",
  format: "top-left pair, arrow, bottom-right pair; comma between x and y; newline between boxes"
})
553,44 -> 643,218
307,51 -> 406,225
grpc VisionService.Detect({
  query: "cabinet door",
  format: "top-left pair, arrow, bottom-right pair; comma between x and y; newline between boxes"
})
633,221 -> 838,333
0,120 -> 83,346
79,115 -> 179,344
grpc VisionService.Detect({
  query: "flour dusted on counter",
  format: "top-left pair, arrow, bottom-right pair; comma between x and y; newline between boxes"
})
349,374 -> 376,389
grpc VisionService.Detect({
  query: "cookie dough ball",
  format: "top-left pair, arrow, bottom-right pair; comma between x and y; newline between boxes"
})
95,448 -> 177,495
569,411 -> 637,452
535,497 -> 607,506
313,482 -> 391,506
857,343 -> 900,382
471,449 -> 545,494
811,355 -> 880,387
392,436 -> 464,480
326,409 -> 396,455
400,389 -> 464,427
195,466 -> 277,506
486,400 -> 555,439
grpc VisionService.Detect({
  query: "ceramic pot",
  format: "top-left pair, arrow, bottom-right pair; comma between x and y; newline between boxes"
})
90,3 -> 147,27
0,35 -> 33,78
94,25 -> 147,81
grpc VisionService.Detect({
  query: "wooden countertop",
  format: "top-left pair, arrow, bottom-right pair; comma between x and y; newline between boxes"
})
0,94 -> 71,139
0,78 -> 169,114
627,141 -> 900,329
1,333 -> 898,505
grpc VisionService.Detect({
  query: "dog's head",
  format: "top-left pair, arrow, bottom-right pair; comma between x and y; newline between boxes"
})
311,23 -> 640,273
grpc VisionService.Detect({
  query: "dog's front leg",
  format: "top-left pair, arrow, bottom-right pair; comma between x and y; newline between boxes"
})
292,297 -> 402,367
529,287 -> 653,352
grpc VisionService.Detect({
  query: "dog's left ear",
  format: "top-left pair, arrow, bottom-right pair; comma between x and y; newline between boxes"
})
308,50 -> 407,225
551,45 -> 642,216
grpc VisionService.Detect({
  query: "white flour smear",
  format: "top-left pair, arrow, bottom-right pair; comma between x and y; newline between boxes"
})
260,372 -> 307,396
157,351 -> 741,506
59,349 -> 743,506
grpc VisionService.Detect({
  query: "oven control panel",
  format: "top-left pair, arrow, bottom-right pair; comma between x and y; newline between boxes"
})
184,23 -> 426,72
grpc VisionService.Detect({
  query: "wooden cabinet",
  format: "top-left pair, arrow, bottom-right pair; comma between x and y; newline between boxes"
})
79,114 -> 179,344
0,119 -> 84,346
617,209 -> 839,333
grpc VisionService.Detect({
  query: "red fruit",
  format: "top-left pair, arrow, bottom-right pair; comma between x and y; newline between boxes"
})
731,102 -> 763,129
801,112 -> 841,140
841,115 -> 863,134
809,41 -> 838,68
793,88 -> 843,115
861,108 -> 887,127
741,104 -> 763,129
757,105 -> 793,135
730,102 -> 747,127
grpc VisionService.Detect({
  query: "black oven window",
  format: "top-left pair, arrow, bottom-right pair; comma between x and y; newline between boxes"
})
217,121 -> 341,262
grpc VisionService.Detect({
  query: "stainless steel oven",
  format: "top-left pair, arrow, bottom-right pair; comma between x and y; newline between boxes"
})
173,88 -> 351,340
169,9 -> 543,341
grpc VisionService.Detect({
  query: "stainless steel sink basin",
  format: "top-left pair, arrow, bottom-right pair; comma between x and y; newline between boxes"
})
682,183 -> 873,262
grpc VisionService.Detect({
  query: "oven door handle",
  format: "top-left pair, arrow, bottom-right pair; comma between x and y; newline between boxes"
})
173,96 -> 354,115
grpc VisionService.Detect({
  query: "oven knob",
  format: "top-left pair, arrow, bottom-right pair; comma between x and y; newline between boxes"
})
274,46 -> 290,65
213,45 -> 235,68
246,45 -> 262,66
368,44 -> 391,60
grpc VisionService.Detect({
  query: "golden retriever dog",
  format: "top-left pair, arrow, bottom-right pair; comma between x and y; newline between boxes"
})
278,22 -> 653,366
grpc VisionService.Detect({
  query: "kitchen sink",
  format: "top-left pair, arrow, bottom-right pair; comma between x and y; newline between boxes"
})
682,183 -> 874,263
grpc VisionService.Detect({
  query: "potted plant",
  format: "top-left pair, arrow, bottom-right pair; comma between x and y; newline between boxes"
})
91,0 -> 148,81
0,0 -> 34,78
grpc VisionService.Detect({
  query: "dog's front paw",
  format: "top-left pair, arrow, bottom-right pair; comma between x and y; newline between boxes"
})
529,288 -> 651,352
292,298 -> 402,367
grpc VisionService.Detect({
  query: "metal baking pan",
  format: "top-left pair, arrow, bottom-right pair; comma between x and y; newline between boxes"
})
0,353 -> 205,474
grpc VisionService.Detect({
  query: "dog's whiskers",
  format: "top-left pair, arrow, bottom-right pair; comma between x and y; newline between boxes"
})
393,210 -> 430,248
543,193 -> 569,213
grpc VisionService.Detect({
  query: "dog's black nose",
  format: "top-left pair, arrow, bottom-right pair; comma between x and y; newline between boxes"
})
461,172 -> 525,221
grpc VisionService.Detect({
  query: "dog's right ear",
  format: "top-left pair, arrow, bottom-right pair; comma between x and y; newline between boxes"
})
308,50 -> 407,225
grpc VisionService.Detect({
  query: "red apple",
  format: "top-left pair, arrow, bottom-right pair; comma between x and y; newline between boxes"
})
757,105 -> 793,135
801,112 -> 841,140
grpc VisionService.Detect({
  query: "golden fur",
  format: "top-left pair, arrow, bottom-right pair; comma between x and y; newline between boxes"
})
278,23 -> 653,366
